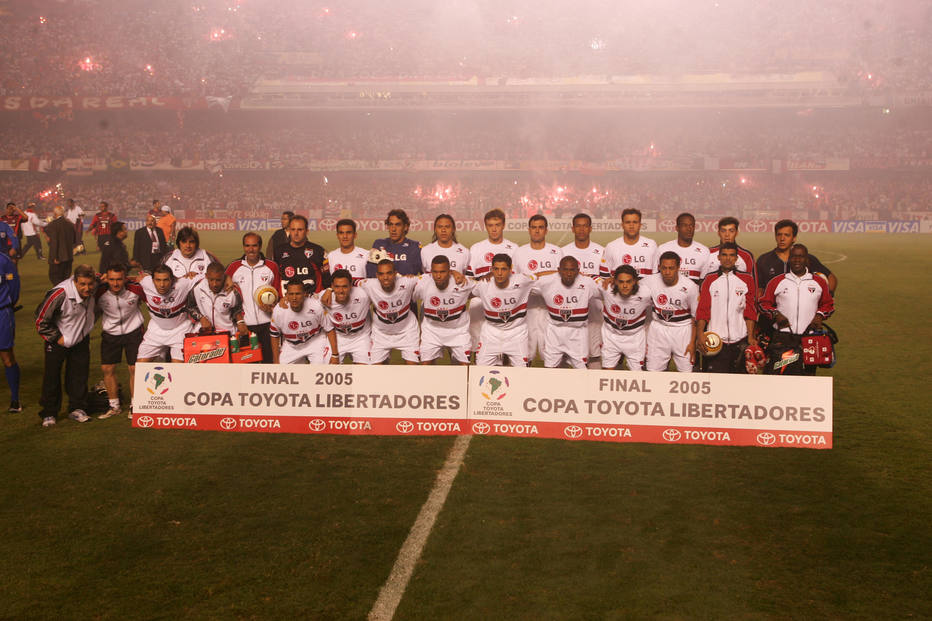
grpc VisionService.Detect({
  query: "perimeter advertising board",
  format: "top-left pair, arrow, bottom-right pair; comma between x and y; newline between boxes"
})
133,363 -> 468,436
466,366 -> 832,449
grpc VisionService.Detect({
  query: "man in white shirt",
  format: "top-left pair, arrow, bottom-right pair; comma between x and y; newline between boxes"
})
656,212 -> 711,286
327,219 -> 368,281
20,203 -> 46,260
561,213 -> 604,367
421,214 -> 470,274
515,214 -> 562,363
601,208 -> 658,279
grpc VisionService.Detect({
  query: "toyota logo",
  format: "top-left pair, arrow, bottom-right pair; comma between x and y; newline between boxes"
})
746,219 -> 767,233
220,417 -> 237,431
659,220 -> 676,232
662,429 -> 682,442
564,425 -> 584,439
319,218 -> 336,230
308,419 -> 327,432
396,420 -> 414,434
472,421 -> 491,435
757,432 -> 777,446
136,415 -> 154,428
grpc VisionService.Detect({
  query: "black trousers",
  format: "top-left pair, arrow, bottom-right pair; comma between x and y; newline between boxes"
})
49,260 -> 72,285
247,322 -> 274,364
22,235 -> 43,259
701,340 -> 746,373
39,336 -> 90,419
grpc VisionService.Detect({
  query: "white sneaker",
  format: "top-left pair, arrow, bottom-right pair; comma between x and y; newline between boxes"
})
98,406 -> 121,420
42,416 -> 57,427
68,409 -> 90,423
127,407 -> 133,420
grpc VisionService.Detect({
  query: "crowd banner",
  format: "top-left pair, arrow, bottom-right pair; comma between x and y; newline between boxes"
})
132,363 -> 468,436
466,366 -> 832,449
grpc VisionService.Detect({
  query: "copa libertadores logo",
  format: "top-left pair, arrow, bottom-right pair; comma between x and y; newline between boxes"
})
478,369 -> 509,401
144,366 -> 172,395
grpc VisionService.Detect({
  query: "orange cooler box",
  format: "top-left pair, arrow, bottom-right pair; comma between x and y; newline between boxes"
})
183,332 -> 231,363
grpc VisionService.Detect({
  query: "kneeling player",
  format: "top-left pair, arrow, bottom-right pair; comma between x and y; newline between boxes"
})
415,255 -> 474,365
131,265 -> 201,363
358,259 -> 419,364
532,256 -> 599,369
599,265 -> 651,370
471,254 -> 534,366
643,252 -> 699,372
323,269 -> 372,364
270,280 -> 338,364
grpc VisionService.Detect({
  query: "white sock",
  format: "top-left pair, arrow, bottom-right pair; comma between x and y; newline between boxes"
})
109,398 -> 120,409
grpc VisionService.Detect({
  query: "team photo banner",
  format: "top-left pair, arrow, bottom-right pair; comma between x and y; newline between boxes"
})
133,363 -> 468,436
466,366 -> 833,449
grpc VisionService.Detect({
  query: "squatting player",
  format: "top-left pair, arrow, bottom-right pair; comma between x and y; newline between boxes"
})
516,214 -> 562,362
599,265 -> 652,370
321,269 -> 372,364
270,280 -> 338,365
470,253 -> 534,367
531,255 -> 600,369
415,255 -> 475,365
466,208 -> 518,356
130,265 -> 201,363
186,262 -> 248,337
358,259 -> 419,364
643,251 -> 699,372
561,213 -> 605,367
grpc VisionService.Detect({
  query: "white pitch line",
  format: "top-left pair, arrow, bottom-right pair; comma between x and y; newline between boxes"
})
820,251 -> 848,265
368,434 -> 472,621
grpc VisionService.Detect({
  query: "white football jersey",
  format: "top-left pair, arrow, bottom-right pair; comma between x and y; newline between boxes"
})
472,274 -> 536,330
325,287 -> 371,337
532,273 -> 600,328
656,240 -> 711,284
599,285 -> 652,333
466,239 -> 518,278
357,277 -> 417,335
327,247 -> 369,280
421,241 -> 470,274
601,236 -> 658,278
561,241 -> 605,277
642,273 -> 699,327
127,275 -> 200,332
514,243 -> 562,276
414,276 -> 475,331
270,297 -> 332,344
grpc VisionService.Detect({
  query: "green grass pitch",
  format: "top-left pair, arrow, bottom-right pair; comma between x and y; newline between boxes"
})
0,229 -> 929,619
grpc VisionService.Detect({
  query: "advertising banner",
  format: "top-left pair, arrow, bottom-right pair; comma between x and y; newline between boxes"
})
832,220 -> 922,233
0,96 -> 211,111
466,366 -> 832,449
133,363 -> 468,436
176,219 -> 237,232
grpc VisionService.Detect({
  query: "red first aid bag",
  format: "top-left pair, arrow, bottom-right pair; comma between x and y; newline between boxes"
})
801,333 -> 834,367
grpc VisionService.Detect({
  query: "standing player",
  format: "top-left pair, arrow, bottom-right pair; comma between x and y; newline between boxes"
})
471,254 -> 535,366
270,280 -> 338,365
0,251 -> 21,412
561,213 -> 605,367
695,243 -> 758,373
65,199 -> 85,248
757,220 -> 838,296
130,265 -> 201,363
35,265 -> 97,426
759,244 -> 834,375
515,214 -> 562,362
357,259 -> 419,365
531,256 -> 600,369
706,217 -> 757,287
186,262 -> 248,337
415,255 -> 475,365
163,227 -> 219,278
226,233 -> 281,364
601,208 -> 657,279
320,269 -> 372,364
327,219 -> 368,282
656,213 -> 710,286
421,214 -> 469,274
273,215 -> 329,293
643,252 -> 699,373
20,203 -> 46,260
95,263 -> 144,419
366,209 -> 422,277
599,265 -> 652,370
465,208 -> 518,355
89,201 -> 117,251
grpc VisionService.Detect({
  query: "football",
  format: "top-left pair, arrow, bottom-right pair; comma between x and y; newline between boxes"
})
254,285 -> 280,306
702,331 -> 723,356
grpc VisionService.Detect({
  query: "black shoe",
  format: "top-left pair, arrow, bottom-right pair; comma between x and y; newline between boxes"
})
9,401 -> 22,413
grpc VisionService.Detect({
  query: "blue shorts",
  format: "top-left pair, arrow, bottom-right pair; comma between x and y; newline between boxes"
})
0,307 -> 14,350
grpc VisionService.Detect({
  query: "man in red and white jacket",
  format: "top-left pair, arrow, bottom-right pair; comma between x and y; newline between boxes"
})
696,243 -> 758,373
758,244 -> 834,375
186,262 -> 248,337
35,264 -> 97,426
226,233 -> 281,364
